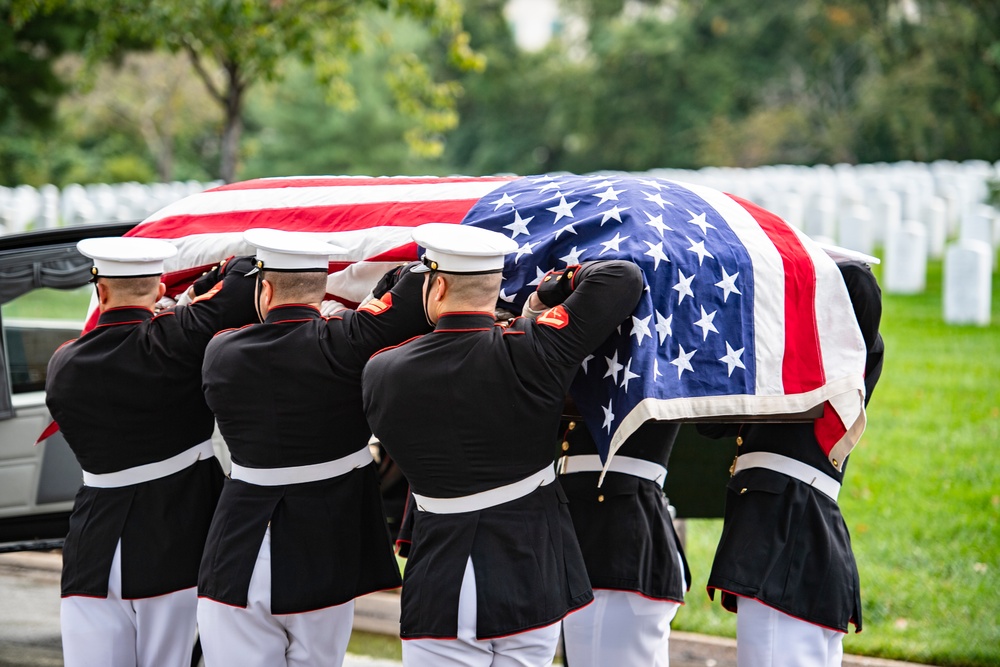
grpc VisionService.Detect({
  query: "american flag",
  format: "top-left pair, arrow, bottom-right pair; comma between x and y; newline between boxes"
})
109,173 -> 869,468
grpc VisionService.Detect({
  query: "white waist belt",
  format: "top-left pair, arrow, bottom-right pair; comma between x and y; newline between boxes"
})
230,446 -> 372,486
413,464 -> 555,514
733,451 -> 841,502
557,454 -> 667,486
82,439 -> 214,488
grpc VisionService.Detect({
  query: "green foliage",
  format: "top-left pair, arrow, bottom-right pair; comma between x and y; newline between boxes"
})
241,55 -> 444,178
676,259 -> 1000,666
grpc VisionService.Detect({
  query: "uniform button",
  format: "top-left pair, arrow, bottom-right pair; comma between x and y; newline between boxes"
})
597,495 -> 605,503
740,488 -> 747,494
736,436 -> 743,446
561,441 -> 570,451
568,421 -> 576,430
832,458 -> 839,468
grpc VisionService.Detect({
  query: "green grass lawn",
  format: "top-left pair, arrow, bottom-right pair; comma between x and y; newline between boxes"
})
674,260 -> 1000,667
5,260 -> 998,666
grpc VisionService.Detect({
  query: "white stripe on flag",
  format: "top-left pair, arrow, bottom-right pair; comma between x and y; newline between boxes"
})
140,181 -> 510,224
680,181 -> 786,397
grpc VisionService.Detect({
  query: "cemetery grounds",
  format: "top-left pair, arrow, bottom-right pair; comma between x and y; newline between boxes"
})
7,257 -> 1000,667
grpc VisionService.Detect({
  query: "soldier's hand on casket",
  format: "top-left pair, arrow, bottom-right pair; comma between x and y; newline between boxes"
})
372,262 -> 421,299
535,264 -> 582,308
320,299 -> 347,317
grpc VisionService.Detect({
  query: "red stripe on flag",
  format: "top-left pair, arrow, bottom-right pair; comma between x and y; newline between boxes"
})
813,401 -> 848,458
35,420 -> 61,445
127,199 -> 480,238
209,176 -> 514,192
82,307 -> 100,334
730,195 -> 825,393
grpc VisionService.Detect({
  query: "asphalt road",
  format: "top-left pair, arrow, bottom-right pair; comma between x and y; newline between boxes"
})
0,551 -> 928,667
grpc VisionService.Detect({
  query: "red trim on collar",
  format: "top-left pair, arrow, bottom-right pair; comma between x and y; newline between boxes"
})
432,327 -> 492,333
369,334 -> 424,360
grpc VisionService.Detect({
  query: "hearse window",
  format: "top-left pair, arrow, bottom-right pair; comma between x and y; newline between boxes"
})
2,287 -> 89,395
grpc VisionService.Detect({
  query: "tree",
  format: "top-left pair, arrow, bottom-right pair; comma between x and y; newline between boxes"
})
13,0 -> 484,182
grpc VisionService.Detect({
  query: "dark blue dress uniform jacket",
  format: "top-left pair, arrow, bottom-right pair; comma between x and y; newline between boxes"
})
361,260 -> 644,640
45,257 -> 258,599
198,270 -> 430,614
699,260 -> 885,633
559,420 -> 690,603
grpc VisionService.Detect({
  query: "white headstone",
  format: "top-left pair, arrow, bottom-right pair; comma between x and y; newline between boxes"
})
805,195 -> 837,240
944,239 -> 992,326
838,204 -> 874,256
961,204 -> 996,270
871,189 -> 902,246
923,197 -> 948,259
39,184 -> 60,229
884,221 -> 927,294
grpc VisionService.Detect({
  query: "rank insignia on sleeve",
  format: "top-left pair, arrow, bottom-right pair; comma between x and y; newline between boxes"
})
358,292 -> 393,315
537,305 -> 570,329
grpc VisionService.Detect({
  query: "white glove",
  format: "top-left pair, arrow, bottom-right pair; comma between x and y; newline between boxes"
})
320,299 -> 348,317
154,296 -> 177,313
175,288 -> 194,307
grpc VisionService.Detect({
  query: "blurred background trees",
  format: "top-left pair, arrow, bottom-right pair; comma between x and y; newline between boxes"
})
2,0 -> 997,186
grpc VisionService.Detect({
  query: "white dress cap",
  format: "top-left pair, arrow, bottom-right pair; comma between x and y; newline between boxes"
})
243,228 -> 347,271
411,223 -> 519,274
78,237 -> 178,278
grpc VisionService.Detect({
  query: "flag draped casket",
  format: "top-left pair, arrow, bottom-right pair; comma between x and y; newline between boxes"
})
121,174 -> 869,469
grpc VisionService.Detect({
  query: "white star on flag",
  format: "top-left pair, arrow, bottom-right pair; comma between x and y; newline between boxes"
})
719,342 -> 746,377
644,192 -> 670,209
498,288 -> 516,303
686,237 -> 715,266
594,186 -> 624,205
621,358 -> 641,392
645,212 -> 672,236
582,354 -> 594,373
670,345 -> 696,379
560,246 -> 585,265
653,358 -> 663,381
514,240 -> 539,263
694,305 -> 720,340
554,222 -> 578,239
591,179 -> 617,189
604,350 -> 624,383
673,269 -> 695,304
715,266 -> 742,302
599,232 -> 630,255
630,314 -> 652,346
655,310 -> 672,344
638,178 -> 666,191
490,192 -> 517,210
643,241 -> 669,270
600,205 -> 630,225
547,196 -> 579,223
538,180 -> 562,193
528,266 -> 548,286
602,399 -> 615,433
687,211 -> 716,235
503,210 -> 534,238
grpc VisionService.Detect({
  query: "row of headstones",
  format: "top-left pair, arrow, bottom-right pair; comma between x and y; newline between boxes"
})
0,180 -> 222,235
647,159 -> 999,326
1,161 -> 996,324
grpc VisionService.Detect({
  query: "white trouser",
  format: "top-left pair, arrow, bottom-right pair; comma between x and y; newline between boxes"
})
736,597 -> 845,667
403,557 -> 562,667
197,527 -> 355,667
562,589 -> 680,667
61,541 -> 197,667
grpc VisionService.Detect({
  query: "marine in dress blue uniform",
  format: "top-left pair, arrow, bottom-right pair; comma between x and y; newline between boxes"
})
197,229 -> 432,667
698,259 -> 885,667
362,223 -> 645,667
45,238 -> 258,667
554,418 -> 690,667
